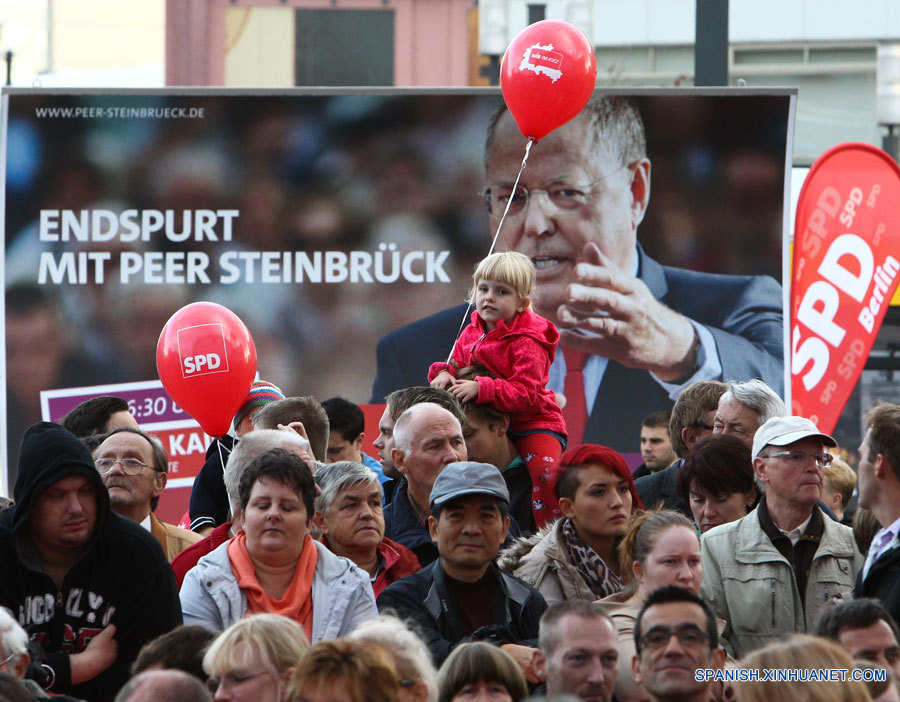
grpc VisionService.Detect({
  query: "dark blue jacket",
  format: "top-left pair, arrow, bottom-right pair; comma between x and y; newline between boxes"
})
634,460 -> 688,516
855,537 -> 900,625
188,435 -> 235,532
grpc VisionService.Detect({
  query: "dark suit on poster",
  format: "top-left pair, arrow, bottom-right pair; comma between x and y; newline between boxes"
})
371,247 -> 784,454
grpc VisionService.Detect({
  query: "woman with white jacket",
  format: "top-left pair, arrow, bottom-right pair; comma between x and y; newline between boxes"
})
180,448 -> 377,641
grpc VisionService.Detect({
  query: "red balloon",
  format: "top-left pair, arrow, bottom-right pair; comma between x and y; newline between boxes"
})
500,20 -> 597,141
156,302 -> 257,437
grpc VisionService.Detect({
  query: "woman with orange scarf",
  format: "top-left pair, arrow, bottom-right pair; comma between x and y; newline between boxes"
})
180,449 -> 378,641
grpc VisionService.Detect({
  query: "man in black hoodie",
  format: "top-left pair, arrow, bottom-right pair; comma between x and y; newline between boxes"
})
0,422 -> 181,701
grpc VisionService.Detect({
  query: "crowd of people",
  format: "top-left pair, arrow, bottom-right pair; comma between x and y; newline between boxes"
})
0,96 -> 893,701
0,369 -> 898,702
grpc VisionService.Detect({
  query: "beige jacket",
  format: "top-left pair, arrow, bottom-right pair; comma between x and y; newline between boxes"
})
599,591 -> 648,702
497,518 -> 597,605
700,505 -> 862,658
150,513 -> 202,562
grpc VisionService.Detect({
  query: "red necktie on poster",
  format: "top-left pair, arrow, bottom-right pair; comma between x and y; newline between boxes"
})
562,348 -> 589,446
791,143 -> 900,433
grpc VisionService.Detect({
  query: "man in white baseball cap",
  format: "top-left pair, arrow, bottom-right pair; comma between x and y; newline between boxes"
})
700,415 -> 862,658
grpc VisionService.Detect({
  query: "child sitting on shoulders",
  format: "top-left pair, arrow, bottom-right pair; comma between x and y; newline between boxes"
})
429,251 -> 566,528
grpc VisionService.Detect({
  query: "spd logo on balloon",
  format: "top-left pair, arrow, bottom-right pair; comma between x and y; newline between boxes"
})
176,323 -> 230,378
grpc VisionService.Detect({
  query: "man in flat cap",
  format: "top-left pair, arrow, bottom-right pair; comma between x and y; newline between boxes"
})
377,461 -> 546,671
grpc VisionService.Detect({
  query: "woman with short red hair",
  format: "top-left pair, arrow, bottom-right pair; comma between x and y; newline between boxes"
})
498,444 -> 641,604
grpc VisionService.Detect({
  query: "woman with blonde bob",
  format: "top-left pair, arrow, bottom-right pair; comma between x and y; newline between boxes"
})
734,634 -> 873,702
348,614 -> 438,702
203,613 -> 309,702
289,639 -> 399,702
436,642 -> 528,702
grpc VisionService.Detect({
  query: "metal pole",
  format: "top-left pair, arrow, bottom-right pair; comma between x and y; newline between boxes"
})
695,0 -> 729,86
884,125 -> 900,163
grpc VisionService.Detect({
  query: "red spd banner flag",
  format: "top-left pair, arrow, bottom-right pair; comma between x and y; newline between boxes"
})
792,143 -> 900,432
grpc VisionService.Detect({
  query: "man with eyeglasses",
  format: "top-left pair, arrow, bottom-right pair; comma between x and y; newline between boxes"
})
700,415 -> 861,658
0,422 -> 181,701
93,427 -> 200,561
712,379 -> 786,449
632,586 -> 725,702
371,97 -> 783,453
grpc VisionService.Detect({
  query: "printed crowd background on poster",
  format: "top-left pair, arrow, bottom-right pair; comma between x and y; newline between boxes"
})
4,87 -> 795,495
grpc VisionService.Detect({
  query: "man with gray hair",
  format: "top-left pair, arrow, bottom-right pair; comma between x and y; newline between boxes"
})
171,429 -> 314,587
383,402 -> 469,567
710,380 -> 841,521
314,462 -> 419,596
113,669 -> 211,702
713,378 -> 786,449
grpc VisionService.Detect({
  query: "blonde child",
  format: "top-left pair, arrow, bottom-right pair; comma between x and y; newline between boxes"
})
429,251 -> 566,527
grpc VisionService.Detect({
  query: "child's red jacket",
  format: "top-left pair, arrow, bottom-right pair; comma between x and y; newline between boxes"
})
428,307 -> 567,436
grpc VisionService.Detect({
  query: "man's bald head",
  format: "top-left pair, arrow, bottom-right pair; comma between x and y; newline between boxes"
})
392,403 -> 461,453
113,670 -> 211,702
391,403 -> 467,506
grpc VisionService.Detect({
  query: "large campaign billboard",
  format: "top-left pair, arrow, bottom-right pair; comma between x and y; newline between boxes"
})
2,88 -> 795,499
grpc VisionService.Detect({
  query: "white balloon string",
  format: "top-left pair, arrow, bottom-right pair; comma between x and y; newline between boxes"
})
443,138 -> 534,366
216,434 -> 227,470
